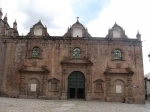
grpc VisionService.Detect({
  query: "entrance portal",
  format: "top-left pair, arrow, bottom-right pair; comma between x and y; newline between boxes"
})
27,78 -> 40,98
113,79 -> 125,102
68,71 -> 85,99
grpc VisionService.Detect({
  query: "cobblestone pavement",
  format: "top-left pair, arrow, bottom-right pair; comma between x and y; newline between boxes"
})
0,97 -> 150,112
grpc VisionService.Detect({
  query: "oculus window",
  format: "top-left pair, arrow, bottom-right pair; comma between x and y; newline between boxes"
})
32,47 -> 40,58
114,49 -> 122,60
73,48 -> 81,58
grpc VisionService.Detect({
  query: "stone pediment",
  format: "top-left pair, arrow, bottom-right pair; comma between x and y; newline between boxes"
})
61,58 -> 93,66
27,20 -> 50,36
104,68 -> 134,75
63,19 -> 92,38
19,66 -> 50,74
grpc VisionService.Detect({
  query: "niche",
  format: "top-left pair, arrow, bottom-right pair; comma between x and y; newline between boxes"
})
48,78 -> 60,91
94,79 -> 104,92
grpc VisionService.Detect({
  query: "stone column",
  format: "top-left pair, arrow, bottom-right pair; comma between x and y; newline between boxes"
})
126,75 -> 134,103
61,68 -> 67,99
42,75 -> 47,96
19,74 -> 27,98
105,75 -> 112,101
86,68 -> 92,100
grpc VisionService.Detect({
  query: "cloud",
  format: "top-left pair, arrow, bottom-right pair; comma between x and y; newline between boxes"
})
1,0 -> 76,35
15,0 -> 76,35
0,0 -> 18,24
87,0 -> 150,74
1,0 -> 110,35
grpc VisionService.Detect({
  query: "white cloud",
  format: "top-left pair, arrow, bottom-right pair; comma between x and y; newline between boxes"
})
1,0 -> 76,35
87,0 -> 150,74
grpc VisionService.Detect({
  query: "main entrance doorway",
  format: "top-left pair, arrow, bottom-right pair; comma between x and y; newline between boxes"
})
68,71 -> 85,99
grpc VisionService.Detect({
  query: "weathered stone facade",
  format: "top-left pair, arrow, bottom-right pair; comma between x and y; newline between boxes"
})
0,9 -> 145,103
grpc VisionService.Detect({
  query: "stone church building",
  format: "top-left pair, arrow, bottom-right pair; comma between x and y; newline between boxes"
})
0,9 -> 145,103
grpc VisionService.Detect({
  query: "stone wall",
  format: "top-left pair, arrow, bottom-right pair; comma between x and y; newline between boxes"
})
0,37 -> 145,103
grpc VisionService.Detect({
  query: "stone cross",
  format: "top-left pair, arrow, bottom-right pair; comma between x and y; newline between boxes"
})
77,17 -> 79,22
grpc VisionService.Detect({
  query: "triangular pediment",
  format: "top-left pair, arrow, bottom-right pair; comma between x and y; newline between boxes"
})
63,19 -> 92,38
105,22 -> 128,39
27,20 -> 50,36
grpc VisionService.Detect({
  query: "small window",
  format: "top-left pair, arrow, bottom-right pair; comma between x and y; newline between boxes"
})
73,48 -> 81,58
114,49 -> 122,60
32,47 -> 40,58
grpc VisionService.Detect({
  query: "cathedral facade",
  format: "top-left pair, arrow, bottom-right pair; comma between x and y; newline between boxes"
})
0,9 -> 145,103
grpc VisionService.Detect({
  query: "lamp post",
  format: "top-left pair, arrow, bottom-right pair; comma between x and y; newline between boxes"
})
148,53 -> 150,61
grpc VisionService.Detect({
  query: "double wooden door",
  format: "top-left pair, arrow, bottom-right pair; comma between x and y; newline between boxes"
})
68,71 -> 85,99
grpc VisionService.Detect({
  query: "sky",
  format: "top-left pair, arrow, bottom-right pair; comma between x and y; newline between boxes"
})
0,0 -> 150,75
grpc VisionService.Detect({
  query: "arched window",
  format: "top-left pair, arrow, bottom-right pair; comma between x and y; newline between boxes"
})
114,49 -> 122,60
32,47 -> 40,58
73,48 -> 81,58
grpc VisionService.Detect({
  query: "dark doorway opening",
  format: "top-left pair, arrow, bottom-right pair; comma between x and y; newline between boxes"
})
77,88 -> 84,99
69,88 -> 75,98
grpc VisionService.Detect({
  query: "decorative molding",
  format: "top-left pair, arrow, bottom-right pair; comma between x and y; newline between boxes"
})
60,57 -> 93,66
104,68 -> 134,75
19,66 -> 50,74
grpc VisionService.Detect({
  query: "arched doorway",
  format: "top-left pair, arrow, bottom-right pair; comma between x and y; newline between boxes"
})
27,78 -> 40,98
68,71 -> 85,99
113,79 -> 125,102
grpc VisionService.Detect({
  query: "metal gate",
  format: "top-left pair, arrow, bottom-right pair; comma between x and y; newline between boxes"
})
68,71 -> 85,99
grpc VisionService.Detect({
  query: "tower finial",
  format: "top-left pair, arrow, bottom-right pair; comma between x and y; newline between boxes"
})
3,13 -> 7,22
14,19 -> 17,24
77,17 -> 79,22
136,30 -> 141,41
13,19 -> 17,29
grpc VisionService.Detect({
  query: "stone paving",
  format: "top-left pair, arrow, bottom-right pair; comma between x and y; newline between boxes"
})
0,97 -> 150,112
